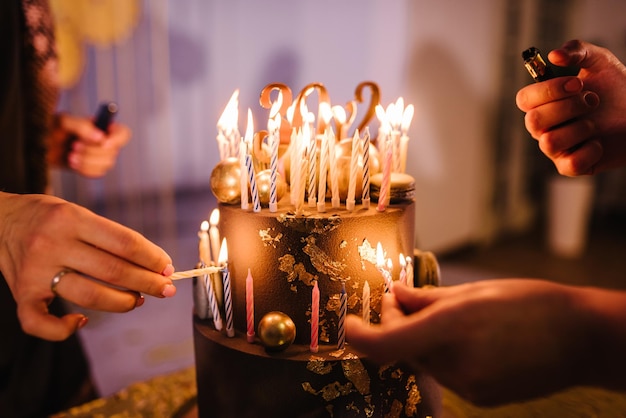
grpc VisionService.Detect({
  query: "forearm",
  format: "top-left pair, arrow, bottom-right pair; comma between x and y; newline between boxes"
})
578,285 -> 626,390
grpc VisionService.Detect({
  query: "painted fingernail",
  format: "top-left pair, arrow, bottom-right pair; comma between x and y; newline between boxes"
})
161,284 -> 177,298
77,315 -> 89,330
135,295 -> 145,308
564,78 -> 582,92
161,264 -> 175,276
584,91 -> 599,107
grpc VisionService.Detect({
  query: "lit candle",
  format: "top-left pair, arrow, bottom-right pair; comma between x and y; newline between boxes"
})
328,129 -> 340,208
399,253 -> 407,285
337,281 -> 347,350
269,114 -> 280,212
307,132 -> 317,208
400,104 -> 414,173
377,137 -> 392,212
376,242 -> 392,293
198,221 -> 211,265
239,138 -> 249,210
362,280 -> 370,325
310,281 -> 319,353
205,273 -> 223,331
346,130 -> 360,211
406,255 -> 414,288
246,268 -> 255,343
219,238 -> 234,337
317,129 -> 329,212
296,126 -> 309,215
209,209 -> 220,264
217,89 -> 240,160
244,109 -> 261,213
361,128 -> 371,209
289,127 -> 297,205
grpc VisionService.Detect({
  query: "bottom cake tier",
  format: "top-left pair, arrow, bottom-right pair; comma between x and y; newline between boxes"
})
193,316 -> 441,418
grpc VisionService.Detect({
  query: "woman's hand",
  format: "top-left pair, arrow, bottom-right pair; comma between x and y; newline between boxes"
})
46,112 -> 131,178
0,192 -> 176,341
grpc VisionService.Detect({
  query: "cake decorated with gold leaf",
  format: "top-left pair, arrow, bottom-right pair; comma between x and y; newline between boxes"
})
192,82 -> 441,417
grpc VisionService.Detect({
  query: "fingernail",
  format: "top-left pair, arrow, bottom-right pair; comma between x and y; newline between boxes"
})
135,295 -> 145,308
584,91 -> 600,107
77,316 -> 89,330
564,78 -> 582,92
161,284 -> 177,298
161,264 -> 175,276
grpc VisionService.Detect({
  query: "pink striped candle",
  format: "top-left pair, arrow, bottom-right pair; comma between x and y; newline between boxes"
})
246,268 -> 255,342
310,281 -> 319,353
337,281 -> 347,349
406,255 -> 414,288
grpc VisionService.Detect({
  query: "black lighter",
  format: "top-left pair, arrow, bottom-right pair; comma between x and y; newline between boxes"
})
64,102 -> 118,163
522,46 -> 555,82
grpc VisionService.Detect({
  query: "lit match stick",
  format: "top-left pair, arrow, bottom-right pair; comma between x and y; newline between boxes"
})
169,266 -> 221,280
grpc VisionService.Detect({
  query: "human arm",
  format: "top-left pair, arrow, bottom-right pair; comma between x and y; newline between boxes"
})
0,191 -> 177,341
46,111 -> 131,178
346,280 -> 626,406
515,39 -> 626,176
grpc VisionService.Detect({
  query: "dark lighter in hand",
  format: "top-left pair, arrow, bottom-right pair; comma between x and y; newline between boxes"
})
64,102 -> 118,163
522,46 -> 555,82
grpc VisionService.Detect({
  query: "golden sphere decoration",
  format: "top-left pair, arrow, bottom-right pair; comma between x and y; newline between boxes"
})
256,169 -> 287,206
210,157 -> 242,204
258,311 -> 296,351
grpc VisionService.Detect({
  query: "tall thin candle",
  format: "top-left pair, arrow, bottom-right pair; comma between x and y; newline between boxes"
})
328,130 -> 340,208
269,115 -> 280,212
337,281 -> 347,349
239,139 -> 249,210
310,281 -> 319,353
377,138 -> 392,212
346,130 -> 359,211
246,268 -> 255,343
399,253 -> 407,285
204,272 -> 223,331
406,255 -> 414,288
198,221 -> 210,265
209,209 -> 220,264
219,238 -> 234,337
307,134 -> 317,208
361,128 -> 371,209
317,130 -> 329,212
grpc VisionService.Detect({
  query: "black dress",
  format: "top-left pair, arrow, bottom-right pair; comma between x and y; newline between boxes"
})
0,1 -> 96,416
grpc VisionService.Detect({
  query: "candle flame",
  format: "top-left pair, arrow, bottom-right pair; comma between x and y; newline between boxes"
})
401,104 -> 414,132
332,105 -> 346,124
376,242 -> 384,267
269,92 -> 283,119
209,208 -> 220,226
218,237 -> 228,264
319,102 -> 333,124
218,89 -> 240,131
386,258 -> 393,270
399,253 -> 406,267
244,108 -> 254,145
273,113 -> 281,129
200,220 -> 209,232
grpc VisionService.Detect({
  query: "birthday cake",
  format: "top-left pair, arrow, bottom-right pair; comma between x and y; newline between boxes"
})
192,82 -> 441,417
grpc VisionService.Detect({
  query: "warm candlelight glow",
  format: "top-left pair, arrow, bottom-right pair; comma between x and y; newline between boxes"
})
399,253 -> 407,285
376,242 -> 385,268
209,209 -> 221,264
218,237 -> 228,265
198,221 -> 210,265
401,104 -> 414,133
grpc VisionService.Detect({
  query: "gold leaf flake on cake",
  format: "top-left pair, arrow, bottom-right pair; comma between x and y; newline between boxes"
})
341,356 -> 371,395
258,228 -> 282,248
307,381 -> 355,402
306,357 -> 334,375
404,375 -> 422,417
388,399 -> 404,418
302,236 -> 346,278
340,240 -> 347,249
348,292 -> 360,309
357,239 -> 377,264
278,254 -> 316,288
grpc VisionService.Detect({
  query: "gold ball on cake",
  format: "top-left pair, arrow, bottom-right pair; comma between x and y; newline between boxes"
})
258,311 -> 296,351
256,169 -> 287,206
210,157 -> 242,204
